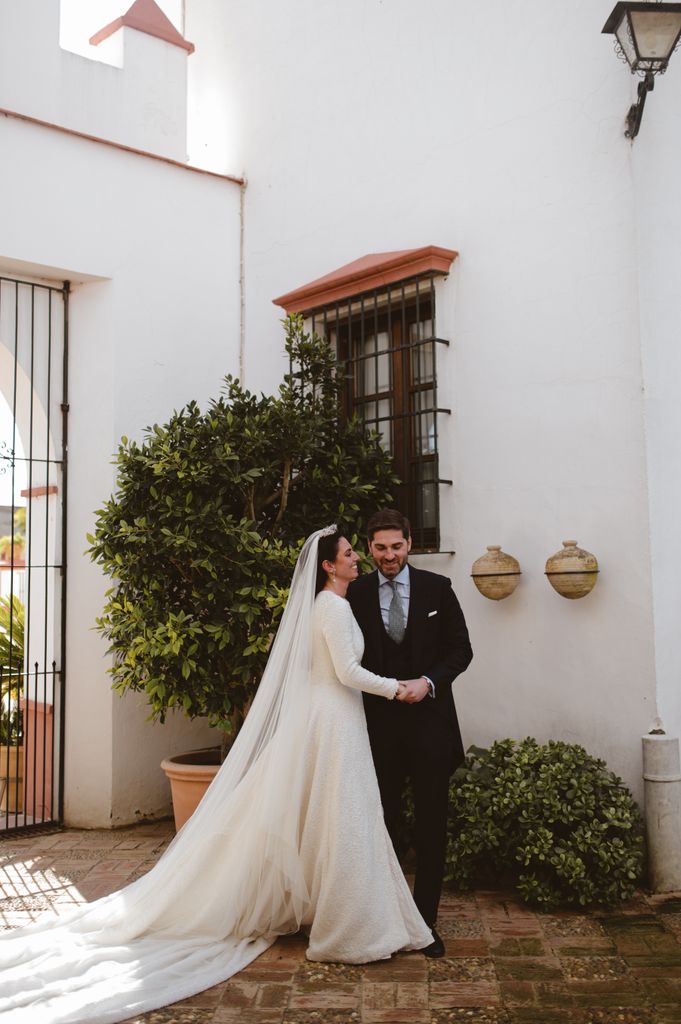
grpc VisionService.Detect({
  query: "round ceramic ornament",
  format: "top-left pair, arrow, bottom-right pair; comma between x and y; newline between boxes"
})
471,545 -> 521,600
545,539 -> 598,599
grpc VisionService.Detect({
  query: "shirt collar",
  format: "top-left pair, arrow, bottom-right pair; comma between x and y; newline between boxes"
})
378,564 -> 410,588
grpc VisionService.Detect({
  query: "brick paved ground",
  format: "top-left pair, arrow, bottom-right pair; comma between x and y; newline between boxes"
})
2,821 -> 681,1023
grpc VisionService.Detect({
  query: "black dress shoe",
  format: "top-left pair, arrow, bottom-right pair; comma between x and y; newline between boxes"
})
422,927 -> 445,958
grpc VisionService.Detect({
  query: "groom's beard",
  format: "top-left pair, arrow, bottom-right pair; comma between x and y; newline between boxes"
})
370,553 -> 409,578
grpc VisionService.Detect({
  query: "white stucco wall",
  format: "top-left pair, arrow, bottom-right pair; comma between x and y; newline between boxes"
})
0,6 -> 243,826
184,0 -> 667,801
1,0 -> 189,161
2,0 -> 673,822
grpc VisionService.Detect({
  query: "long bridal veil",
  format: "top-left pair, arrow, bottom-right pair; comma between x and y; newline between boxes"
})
0,527 -> 332,1024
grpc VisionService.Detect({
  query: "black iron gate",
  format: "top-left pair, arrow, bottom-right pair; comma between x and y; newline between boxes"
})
0,275 -> 68,833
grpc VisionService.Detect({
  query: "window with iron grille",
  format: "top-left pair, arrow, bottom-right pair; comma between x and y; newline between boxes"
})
310,275 -> 450,551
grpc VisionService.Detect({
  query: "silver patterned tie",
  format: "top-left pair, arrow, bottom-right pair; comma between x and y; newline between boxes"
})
387,580 -> 406,644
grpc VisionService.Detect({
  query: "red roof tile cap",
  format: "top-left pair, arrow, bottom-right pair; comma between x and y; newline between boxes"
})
90,0 -> 195,54
273,245 -> 458,314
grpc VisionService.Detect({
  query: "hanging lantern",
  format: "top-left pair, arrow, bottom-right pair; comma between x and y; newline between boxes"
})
545,540 -> 599,599
471,545 -> 521,601
602,2 -> 681,138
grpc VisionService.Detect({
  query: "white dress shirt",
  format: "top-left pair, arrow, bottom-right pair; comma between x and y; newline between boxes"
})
377,565 -> 435,697
377,564 -> 410,630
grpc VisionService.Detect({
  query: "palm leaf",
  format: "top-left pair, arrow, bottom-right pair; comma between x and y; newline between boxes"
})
0,595 -> 24,699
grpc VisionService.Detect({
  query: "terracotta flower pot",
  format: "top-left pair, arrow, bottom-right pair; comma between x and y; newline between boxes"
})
0,744 -> 24,813
160,746 -> 221,831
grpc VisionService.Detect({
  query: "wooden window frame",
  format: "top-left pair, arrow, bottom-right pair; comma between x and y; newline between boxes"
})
312,276 -> 450,552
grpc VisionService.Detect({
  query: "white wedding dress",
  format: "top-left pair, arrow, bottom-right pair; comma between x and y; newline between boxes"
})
0,530 -> 431,1023
301,590 -> 431,961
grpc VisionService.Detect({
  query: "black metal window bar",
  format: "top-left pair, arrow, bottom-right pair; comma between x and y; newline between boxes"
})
310,274 -> 450,551
0,275 -> 68,834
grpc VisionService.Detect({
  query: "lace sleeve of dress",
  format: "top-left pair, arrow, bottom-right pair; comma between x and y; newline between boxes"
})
319,594 -> 398,699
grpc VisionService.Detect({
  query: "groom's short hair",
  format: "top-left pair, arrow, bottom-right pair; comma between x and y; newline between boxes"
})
367,509 -> 411,542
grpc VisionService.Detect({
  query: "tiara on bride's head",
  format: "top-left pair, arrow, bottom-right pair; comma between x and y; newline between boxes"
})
320,524 -> 338,537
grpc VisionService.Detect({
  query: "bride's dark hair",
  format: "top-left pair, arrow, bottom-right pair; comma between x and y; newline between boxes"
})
315,528 -> 345,595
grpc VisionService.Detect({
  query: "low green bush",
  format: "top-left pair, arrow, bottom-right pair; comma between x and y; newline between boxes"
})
444,738 -> 644,909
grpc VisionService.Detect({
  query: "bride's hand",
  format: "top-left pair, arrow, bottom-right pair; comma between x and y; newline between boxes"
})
395,678 -> 429,703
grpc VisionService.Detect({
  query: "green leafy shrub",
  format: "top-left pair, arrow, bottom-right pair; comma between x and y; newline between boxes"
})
0,595 -> 24,745
444,738 -> 644,909
87,316 -> 397,738
0,594 -> 24,678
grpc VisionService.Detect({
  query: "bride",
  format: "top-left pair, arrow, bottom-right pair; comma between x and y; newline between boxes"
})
0,526 -> 434,1023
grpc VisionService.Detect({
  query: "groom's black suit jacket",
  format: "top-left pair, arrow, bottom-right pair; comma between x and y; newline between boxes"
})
348,565 -> 473,769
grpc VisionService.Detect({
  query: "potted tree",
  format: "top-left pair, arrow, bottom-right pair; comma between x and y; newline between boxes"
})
88,317 -> 397,828
0,508 -> 26,566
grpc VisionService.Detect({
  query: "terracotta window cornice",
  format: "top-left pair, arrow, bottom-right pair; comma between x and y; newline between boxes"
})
273,245 -> 457,315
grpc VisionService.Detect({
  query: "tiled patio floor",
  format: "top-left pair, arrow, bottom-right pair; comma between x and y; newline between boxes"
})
2,821 -> 681,1023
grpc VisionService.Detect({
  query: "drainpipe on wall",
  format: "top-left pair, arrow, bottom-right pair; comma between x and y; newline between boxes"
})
642,725 -> 681,891
239,179 -> 247,384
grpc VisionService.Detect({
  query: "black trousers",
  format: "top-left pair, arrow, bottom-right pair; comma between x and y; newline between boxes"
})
368,717 -> 453,928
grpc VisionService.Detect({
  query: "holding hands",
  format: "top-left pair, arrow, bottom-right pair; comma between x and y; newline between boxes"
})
395,678 -> 430,703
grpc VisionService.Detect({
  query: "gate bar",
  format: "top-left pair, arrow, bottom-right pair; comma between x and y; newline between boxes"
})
58,281 -> 69,823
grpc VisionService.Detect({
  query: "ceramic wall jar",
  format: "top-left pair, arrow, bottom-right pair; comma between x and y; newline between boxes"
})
471,545 -> 521,600
545,540 -> 598,599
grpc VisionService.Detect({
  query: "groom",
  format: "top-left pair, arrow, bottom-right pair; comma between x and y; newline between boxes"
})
348,508 -> 473,958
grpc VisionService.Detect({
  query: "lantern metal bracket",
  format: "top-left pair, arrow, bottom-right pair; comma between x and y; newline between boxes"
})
626,70 -> 655,138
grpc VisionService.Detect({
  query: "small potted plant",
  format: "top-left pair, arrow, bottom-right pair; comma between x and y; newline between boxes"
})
0,509 -> 26,566
88,317 -> 397,827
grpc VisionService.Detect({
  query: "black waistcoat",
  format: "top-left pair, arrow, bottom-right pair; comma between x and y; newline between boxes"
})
379,617 -> 414,679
